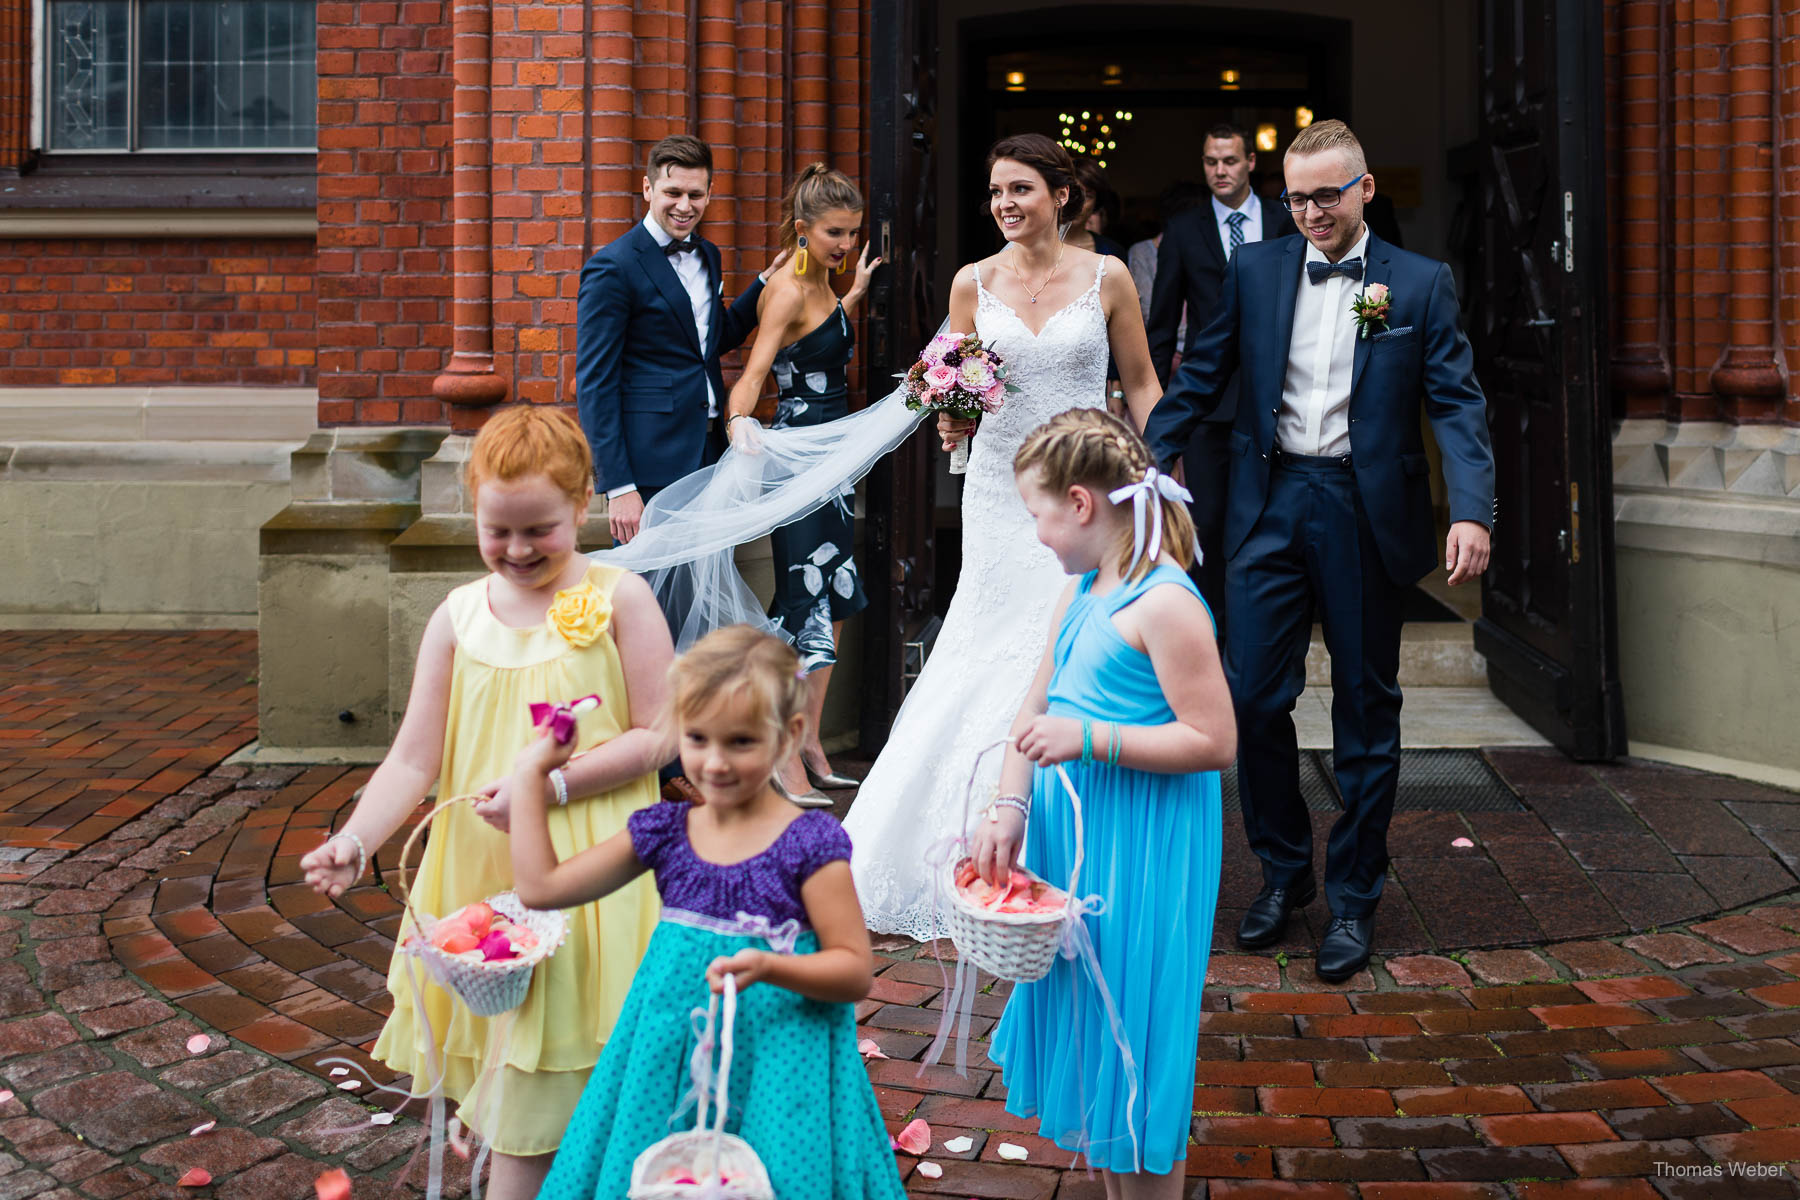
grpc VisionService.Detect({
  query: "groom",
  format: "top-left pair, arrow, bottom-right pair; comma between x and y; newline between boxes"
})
576,134 -> 775,545
1144,120 -> 1494,982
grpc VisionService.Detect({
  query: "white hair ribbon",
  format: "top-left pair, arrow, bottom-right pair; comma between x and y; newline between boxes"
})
1108,466 -> 1200,575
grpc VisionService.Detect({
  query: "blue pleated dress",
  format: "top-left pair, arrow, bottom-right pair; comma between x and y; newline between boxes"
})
988,562 -> 1224,1176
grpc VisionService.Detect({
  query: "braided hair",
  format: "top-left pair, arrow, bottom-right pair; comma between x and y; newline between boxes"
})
1014,409 -> 1197,582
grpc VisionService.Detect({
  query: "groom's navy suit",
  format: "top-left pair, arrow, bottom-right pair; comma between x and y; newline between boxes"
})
1145,229 -> 1494,919
576,221 -> 764,494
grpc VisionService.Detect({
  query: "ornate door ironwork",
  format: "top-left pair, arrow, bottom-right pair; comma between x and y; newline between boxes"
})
1471,0 -> 1625,759
861,0 -> 940,751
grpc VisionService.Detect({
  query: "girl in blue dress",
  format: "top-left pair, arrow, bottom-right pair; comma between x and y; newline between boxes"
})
509,626 -> 905,1200
973,408 -> 1236,1198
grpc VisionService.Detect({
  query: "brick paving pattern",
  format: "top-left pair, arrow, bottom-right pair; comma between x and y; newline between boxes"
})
4,630 -> 1800,1197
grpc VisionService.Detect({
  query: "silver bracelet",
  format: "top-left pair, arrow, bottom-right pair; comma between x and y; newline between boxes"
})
327,830 -> 368,882
549,768 -> 569,807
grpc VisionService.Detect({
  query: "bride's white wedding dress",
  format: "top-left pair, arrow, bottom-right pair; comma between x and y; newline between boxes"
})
846,258 -> 1113,939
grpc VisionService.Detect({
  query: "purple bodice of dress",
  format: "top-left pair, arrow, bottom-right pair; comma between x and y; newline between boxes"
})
627,801 -> 851,929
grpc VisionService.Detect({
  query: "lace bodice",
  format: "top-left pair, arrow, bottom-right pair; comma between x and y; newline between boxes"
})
845,256 -> 1111,941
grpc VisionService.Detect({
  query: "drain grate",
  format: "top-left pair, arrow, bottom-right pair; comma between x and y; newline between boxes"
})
1219,750 -> 1522,814
1222,755 -> 1341,813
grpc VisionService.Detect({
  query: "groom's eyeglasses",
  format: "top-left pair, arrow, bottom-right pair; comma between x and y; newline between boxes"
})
1280,175 -> 1367,213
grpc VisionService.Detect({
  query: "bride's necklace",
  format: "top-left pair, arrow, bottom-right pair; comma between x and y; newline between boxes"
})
1010,243 -> 1066,305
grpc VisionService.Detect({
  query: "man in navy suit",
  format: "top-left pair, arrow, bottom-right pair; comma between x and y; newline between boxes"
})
1146,123 -> 1298,624
1145,121 -> 1495,982
576,135 -> 777,544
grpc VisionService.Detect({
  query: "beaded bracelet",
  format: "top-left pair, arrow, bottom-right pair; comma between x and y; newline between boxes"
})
1081,719 -> 1094,764
993,794 -> 1031,821
326,830 -> 368,882
549,768 -> 569,807
1107,722 -> 1125,767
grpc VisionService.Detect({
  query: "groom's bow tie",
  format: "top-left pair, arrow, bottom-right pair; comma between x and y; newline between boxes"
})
663,238 -> 699,256
1307,257 -> 1363,284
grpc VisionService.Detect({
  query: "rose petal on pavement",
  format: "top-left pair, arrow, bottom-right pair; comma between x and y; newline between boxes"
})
315,1167 -> 353,1200
895,1118 -> 931,1155
371,1112 -> 396,1125
188,1120 -> 216,1137
337,1079 -> 362,1090
1451,837 -> 1475,848
186,1034 -> 210,1055
329,1067 -> 349,1076
998,1142 -> 1029,1161
857,1038 -> 889,1060
944,1136 -> 973,1153
915,1162 -> 942,1180
177,1168 -> 213,1188
0,1090 -> 13,1106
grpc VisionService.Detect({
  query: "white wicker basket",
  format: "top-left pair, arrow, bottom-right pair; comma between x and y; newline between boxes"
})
397,796 -> 568,1018
629,975 -> 773,1200
940,741 -> 1086,983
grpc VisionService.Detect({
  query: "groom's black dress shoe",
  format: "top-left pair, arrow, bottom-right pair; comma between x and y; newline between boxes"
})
1316,915 -> 1375,983
1235,877 -> 1317,950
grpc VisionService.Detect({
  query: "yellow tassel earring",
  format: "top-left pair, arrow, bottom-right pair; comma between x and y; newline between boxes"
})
795,234 -> 809,276
835,251 -> 849,276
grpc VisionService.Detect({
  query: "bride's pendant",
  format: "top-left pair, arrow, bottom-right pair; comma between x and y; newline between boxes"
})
1030,297 -> 1037,304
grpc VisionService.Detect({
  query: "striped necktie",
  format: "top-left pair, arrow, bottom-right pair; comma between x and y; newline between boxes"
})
1226,210 -> 1248,259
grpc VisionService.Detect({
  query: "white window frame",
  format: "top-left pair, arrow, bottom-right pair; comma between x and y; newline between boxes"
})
32,0 -> 318,155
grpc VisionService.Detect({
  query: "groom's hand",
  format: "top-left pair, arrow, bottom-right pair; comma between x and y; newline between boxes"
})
608,489 -> 645,545
1445,520 -> 1491,586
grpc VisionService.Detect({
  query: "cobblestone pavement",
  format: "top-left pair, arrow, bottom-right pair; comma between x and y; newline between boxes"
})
4,630 -> 1800,1199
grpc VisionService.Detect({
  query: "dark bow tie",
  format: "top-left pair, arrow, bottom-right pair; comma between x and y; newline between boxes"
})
1307,257 -> 1363,284
663,238 -> 698,256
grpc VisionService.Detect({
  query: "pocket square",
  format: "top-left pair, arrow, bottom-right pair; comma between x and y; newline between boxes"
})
1371,325 -> 1415,341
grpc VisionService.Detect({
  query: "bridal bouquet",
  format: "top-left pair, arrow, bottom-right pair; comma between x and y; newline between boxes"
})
902,331 -> 1017,474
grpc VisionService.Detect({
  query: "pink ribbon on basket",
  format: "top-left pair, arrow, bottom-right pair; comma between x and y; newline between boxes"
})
528,693 -> 602,744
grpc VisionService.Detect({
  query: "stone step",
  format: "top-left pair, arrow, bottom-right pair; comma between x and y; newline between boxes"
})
1305,620 -> 1486,688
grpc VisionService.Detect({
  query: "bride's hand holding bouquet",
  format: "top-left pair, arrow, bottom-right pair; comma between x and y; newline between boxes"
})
903,331 -> 1016,474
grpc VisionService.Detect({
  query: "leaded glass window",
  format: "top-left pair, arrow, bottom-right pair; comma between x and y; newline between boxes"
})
47,0 -> 316,151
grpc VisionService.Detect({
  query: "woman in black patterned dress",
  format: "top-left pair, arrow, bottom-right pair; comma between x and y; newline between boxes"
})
724,163 -> 882,802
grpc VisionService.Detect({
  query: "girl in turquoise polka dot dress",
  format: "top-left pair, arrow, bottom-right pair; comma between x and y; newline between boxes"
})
510,626 -> 905,1200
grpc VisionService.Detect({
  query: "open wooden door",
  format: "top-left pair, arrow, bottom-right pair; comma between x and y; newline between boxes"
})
860,0 -> 941,751
1471,0 -> 1626,760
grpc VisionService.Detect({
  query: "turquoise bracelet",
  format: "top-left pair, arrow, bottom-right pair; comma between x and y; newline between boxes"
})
1081,719 -> 1094,764
1108,722 -> 1124,766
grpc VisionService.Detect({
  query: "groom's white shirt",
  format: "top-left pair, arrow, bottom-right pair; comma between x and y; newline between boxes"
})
1278,224 -> 1369,459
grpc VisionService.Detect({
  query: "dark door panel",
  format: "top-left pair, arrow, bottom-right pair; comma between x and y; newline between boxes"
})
1472,0 -> 1625,759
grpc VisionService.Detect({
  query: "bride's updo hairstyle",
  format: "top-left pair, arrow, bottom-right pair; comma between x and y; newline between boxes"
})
985,133 -> 1084,225
779,162 -> 865,251
1014,409 -> 1197,582
667,625 -> 810,753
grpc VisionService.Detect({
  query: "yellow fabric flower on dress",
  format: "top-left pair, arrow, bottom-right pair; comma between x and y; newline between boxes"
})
545,581 -> 610,647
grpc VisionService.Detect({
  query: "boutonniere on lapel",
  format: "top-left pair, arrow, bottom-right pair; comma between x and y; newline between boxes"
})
1350,283 -> 1391,339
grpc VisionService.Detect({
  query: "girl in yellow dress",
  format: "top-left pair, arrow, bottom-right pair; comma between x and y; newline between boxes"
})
299,405 -> 672,1200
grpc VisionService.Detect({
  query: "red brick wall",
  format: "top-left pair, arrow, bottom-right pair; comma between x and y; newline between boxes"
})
0,0 -> 27,168
313,0 -> 454,425
0,239 -> 316,387
1606,0 -> 1800,425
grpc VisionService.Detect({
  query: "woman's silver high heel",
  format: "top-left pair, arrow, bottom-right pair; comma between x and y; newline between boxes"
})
803,758 -> 860,791
772,773 -> 835,809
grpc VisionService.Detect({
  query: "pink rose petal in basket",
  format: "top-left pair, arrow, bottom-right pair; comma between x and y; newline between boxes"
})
895,1118 -> 931,1156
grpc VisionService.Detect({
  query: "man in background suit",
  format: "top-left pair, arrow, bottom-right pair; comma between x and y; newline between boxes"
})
1145,120 -> 1494,982
1146,124 -> 1297,624
576,135 -> 781,544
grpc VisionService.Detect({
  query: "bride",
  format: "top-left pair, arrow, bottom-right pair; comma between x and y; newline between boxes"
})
845,134 -> 1165,939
